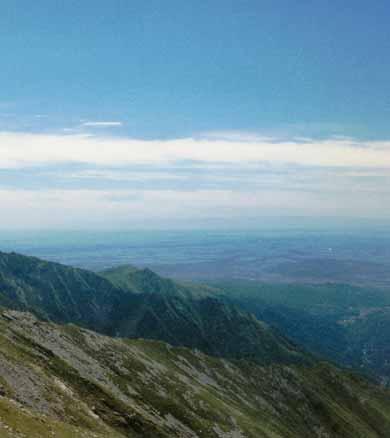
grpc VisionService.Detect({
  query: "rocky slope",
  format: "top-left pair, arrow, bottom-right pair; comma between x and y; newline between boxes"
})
1,310 -> 390,437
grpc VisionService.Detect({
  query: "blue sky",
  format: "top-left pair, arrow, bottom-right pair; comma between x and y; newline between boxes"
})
0,1 -> 390,228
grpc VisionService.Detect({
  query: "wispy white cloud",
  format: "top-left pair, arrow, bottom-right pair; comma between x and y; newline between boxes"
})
0,131 -> 389,169
67,168 -> 184,182
81,121 -> 123,127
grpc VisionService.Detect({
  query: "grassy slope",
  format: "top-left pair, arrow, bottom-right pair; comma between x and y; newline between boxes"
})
0,310 -> 390,437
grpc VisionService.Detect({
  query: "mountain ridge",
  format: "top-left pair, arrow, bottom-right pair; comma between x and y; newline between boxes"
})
0,250 -> 309,366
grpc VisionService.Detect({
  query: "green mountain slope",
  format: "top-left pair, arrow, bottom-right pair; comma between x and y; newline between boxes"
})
212,279 -> 390,383
101,265 -> 308,364
0,251 -> 308,366
101,264 -> 216,298
0,251 -> 128,333
1,309 -> 390,438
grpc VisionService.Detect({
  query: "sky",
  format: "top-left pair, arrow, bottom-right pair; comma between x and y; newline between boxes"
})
0,1 -> 390,228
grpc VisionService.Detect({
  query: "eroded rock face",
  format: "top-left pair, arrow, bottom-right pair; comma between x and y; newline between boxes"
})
0,310 -> 389,438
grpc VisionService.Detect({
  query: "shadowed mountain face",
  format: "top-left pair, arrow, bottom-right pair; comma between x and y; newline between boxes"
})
1,309 -> 390,438
0,251 -> 309,366
210,279 -> 390,384
0,251 -> 127,332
